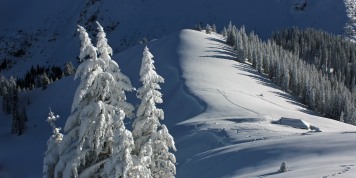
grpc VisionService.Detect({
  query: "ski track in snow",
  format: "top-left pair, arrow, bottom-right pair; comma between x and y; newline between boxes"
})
321,164 -> 354,178
255,93 -> 293,111
217,89 -> 260,116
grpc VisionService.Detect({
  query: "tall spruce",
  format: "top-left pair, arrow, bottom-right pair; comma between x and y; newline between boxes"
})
132,46 -> 176,178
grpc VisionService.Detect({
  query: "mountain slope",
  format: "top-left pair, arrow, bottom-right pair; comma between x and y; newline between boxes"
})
1,29 -> 356,178
0,0 -> 349,77
175,30 -> 356,178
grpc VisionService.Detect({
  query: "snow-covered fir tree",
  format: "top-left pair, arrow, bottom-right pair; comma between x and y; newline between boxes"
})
43,110 -> 63,178
95,21 -> 134,117
41,72 -> 51,90
211,24 -> 217,33
150,125 -> 176,178
53,23 -> 135,178
132,46 -> 176,178
2,77 -> 18,114
222,27 -> 227,37
205,24 -> 212,34
103,109 -> 137,178
226,25 -> 237,47
64,61 -> 75,76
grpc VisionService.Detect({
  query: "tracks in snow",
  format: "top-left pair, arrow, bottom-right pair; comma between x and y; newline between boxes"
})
216,89 -> 260,116
321,164 -> 354,177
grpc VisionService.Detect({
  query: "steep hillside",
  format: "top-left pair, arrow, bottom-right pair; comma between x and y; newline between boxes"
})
0,0 -> 349,77
1,29 -> 356,178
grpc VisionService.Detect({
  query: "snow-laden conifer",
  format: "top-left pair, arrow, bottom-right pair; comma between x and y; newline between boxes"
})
151,125 -> 177,178
96,21 -> 134,117
132,46 -> 176,178
133,46 -> 164,155
54,24 -> 135,178
206,24 -> 212,34
43,110 -> 63,178
103,109 -> 136,178
64,61 -> 75,76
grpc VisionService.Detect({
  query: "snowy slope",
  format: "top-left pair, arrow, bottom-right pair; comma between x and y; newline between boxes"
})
1,29 -> 356,178
0,0 -> 349,77
175,30 -> 356,178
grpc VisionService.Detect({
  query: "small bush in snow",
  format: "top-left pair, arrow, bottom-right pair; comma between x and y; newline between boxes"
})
279,162 -> 288,173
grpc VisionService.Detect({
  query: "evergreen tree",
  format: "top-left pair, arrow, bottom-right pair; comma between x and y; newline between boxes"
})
205,24 -> 212,34
96,21 -> 134,118
211,24 -> 217,33
226,26 -> 237,47
64,61 -> 75,76
151,125 -> 176,178
43,110 -> 63,178
193,23 -> 202,31
132,46 -> 176,178
282,68 -> 290,91
2,76 -> 22,135
104,109 -> 136,178
4,77 -> 18,114
11,106 -> 25,135
197,23 -> 202,31
41,72 -> 51,90
1,77 -> 10,113
222,27 -> 227,37
54,24 -> 135,178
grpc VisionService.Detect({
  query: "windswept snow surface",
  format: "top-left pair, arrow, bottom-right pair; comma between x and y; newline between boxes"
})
1,30 -> 356,177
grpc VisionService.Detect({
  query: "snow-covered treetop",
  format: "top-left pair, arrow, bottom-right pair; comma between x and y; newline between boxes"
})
139,46 -> 164,85
77,25 -> 98,63
96,21 -> 113,64
72,25 -> 104,112
46,109 -> 63,143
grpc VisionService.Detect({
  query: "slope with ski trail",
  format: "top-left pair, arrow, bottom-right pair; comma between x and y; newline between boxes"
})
175,29 -> 356,178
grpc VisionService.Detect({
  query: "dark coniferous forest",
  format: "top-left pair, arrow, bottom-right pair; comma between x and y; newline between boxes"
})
222,23 -> 356,125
